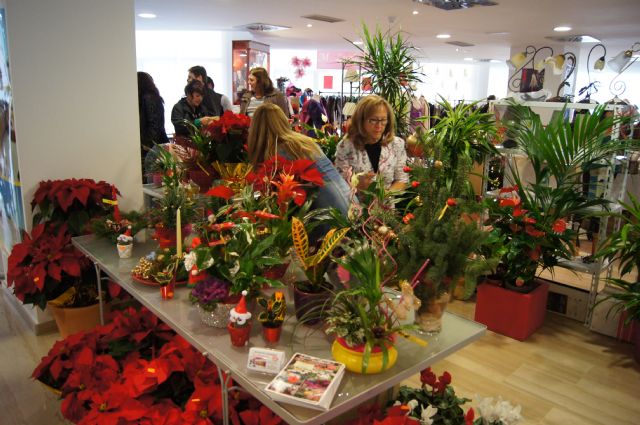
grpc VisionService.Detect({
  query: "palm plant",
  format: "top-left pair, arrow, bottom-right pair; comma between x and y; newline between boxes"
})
427,97 -> 498,197
594,193 -> 640,326
489,103 -> 636,287
344,23 -> 424,137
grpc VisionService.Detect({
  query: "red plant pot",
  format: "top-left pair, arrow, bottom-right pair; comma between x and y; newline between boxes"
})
160,281 -> 175,300
228,323 -> 252,347
263,262 -> 290,280
262,325 -> 282,344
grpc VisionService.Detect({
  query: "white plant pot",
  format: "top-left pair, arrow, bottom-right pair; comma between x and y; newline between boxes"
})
117,243 -> 133,259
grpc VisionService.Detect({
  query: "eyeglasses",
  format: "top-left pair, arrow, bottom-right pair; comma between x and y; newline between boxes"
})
367,118 -> 388,126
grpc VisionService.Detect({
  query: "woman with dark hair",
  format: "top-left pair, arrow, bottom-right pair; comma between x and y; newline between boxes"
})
239,67 -> 290,118
137,72 -> 169,164
334,95 -> 408,191
247,103 -> 351,217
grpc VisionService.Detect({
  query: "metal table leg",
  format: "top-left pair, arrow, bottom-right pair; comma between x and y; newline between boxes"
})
94,263 -> 104,325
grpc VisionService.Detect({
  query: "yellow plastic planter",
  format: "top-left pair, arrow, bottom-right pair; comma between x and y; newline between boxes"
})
331,338 -> 397,374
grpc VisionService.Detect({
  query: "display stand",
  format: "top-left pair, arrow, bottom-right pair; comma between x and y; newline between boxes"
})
232,40 -> 270,105
72,231 -> 486,425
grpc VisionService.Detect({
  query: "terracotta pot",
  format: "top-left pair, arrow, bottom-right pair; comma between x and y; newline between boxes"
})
331,337 -> 397,374
228,323 -> 252,347
292,284 -> 331,325
47,302 -> 102,339
262,325 -> 282,344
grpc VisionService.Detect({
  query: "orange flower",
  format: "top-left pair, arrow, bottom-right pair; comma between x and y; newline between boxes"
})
553,218 -> 567,234
402,213 -> 415,224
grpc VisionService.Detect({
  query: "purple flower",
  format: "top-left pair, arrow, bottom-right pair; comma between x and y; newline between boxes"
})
189,277 -> 231,305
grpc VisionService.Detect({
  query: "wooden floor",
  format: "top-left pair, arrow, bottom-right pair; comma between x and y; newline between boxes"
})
1,289 -> 639,424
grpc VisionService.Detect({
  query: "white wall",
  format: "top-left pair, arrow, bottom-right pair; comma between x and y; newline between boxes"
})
5,0 -> 142,329
7,0 -> 143,224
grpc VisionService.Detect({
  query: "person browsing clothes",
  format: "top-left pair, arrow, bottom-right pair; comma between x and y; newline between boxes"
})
246,103 -> 351,218
334,95 -> 409,191
240,67 -> 290,118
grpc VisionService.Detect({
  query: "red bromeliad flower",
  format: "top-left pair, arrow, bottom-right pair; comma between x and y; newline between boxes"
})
272,173 -> 307,214
247,155 -> 324,193
525,225 -> 545,238
403,213 -> 415,224
205,185 -> 235,200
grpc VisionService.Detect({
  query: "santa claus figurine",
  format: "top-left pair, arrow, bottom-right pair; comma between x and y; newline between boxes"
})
116,226 -> 134,259
228,290 -> 252,347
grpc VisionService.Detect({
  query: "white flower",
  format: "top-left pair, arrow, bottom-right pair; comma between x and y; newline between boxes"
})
475,395 -> 522,425
183,252 -> 197,271
420,405 -> 438,425
406,399 -> 419,413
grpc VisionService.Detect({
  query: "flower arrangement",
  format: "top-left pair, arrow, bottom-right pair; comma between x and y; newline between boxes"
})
32,306 -> 284,424
131,248 -> 188,284
188,276 -> 233,311
485,185 -> 572,290
31,178 -> 117,236
181,110 -> 250,165
7,223 -> 96,310
90,210 -> 147,244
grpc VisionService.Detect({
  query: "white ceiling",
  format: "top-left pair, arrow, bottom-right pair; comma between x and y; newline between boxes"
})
134,0 -> 640,62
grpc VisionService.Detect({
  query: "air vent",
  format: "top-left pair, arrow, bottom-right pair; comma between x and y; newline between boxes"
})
413,0 -> 498,10
546,34 -> 601,43
301,14 -> 344,23
446,40 -> 475,47
237,23 -> 290,32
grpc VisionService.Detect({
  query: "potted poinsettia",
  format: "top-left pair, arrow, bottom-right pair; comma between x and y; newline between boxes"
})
7,223 -> 99,336
31,178 -> 116,236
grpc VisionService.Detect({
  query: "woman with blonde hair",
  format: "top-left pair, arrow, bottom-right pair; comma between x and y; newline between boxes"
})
240,67 -> 290,118
247,103 -> 351,217
335,95 -> 408,191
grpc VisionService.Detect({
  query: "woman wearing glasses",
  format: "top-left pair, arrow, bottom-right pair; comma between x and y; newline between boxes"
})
334,95 -> 409,191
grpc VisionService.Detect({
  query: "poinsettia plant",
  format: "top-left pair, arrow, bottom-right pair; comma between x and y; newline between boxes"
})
31,178 -> 117,236
180,110 -> 251,164
32,306 -> 284,425
7,223 -> 96,310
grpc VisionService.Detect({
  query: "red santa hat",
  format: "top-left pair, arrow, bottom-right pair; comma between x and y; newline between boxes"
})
235,290 -> 248,314
124,226 -> 132,237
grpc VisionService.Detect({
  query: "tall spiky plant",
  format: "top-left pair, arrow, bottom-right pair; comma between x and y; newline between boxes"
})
344,23 -> 424,137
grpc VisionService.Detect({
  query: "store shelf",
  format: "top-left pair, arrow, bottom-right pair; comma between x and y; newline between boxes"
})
556,256 -> 613,275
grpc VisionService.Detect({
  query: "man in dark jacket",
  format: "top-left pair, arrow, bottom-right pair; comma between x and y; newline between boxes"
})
171,80 -> 207,137
188,65 -> 223,117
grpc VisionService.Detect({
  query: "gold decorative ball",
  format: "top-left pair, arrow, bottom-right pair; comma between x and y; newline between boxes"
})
434,160 -> 443,169
406,134 -> 418,146
377,225 -> 389,235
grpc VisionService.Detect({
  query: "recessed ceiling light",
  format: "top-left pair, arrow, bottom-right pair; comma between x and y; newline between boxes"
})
306,23 -> 312,28
489,59 -> 502,63
137,13 -> 157,19
486,31 -> 509,36
436,34 -> 451,39
464,57 -> 474,61
554,26 -> 572,32
413,10 -> 419,15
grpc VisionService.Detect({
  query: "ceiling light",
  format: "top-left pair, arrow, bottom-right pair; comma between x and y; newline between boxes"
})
137,13 -> 157,19
413,10 -> 419,15
306,24 -> 312,28
436,34 -> 451,39
580,35 -> 601,43
486,31 -> 509,36
489,59 -> 501,63
554,26 -> 572,32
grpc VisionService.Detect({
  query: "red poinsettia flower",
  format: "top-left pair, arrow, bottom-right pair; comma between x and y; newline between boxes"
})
7,223 -> 89,309
239,405 -> 285,425
183,384 -> 224,424
205,185 -> 235,200
78,383 -> 149,425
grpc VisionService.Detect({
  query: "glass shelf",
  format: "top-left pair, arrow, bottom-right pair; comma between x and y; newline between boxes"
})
232,40 -> 270,105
